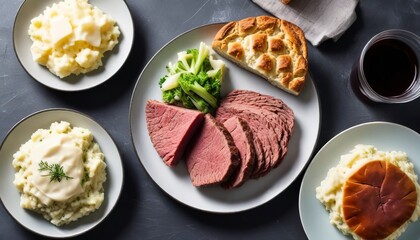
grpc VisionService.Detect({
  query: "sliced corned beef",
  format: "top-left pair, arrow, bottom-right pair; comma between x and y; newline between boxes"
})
215,106 -> 280,178
216,90 -> 294,177
185,114 -> 240,187
145,100 -> 204,167
221,90 -> 294,167
219,102 -> 289,167
222,116 -> 256,189
223,89 -> 294,134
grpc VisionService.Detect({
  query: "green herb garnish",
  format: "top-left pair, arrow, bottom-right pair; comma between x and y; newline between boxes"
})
81,170 -> 90,185
38,161 -> 73,182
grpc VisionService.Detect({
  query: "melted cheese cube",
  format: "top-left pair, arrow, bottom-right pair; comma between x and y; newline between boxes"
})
74,16 -> 101,47
50,16 -> 72,45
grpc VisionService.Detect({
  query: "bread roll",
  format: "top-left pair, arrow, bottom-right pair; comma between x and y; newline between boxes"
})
342,160 -> 417,239
212,16 -> 307,95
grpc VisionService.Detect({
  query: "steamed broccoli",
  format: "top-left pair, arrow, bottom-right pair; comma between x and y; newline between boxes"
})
159,42 -> 225,113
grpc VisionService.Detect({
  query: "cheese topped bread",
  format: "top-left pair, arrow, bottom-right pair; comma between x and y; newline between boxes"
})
212,16 -> 308,95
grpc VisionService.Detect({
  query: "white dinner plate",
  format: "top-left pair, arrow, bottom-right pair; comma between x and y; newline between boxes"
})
13,0 -> 134,91
129,24 -> 320,213
0,109 -> 123,238
299,121 -> 420,239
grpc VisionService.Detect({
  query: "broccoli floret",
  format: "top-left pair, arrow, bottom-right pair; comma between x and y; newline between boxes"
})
178,73 -> 218,112
191,42 -> 210,75
162,87 -> 195,109
188,93 -> 212,113
159,42 -> 225,113
196,71 -> 221,99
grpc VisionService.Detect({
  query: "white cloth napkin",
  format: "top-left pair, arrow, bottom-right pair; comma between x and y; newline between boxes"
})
251,0 -> 359,46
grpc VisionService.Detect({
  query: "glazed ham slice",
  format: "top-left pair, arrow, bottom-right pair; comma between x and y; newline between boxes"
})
185,114 -> 240,187
145,100 -> 204,167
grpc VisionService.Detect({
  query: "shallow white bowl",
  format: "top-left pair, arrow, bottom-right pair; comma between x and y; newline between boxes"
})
0,109 -> 123,238
13,0 -> 134,91
300,121 -> 420,240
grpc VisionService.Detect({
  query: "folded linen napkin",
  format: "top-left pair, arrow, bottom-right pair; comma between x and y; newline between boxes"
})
251,0 -> 359,46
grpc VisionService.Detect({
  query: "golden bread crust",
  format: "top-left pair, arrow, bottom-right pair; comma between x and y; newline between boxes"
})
212,16 -> 308,95
342,160 -> 417,239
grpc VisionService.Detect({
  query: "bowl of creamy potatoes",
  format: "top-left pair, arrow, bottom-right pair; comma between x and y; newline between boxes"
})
0,109 -> 123,238
13,0 -> 134,91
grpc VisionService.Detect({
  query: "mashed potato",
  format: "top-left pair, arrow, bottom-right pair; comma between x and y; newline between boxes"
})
12,121 -> 107,226
316,144 -> 420,240
28,0 -> 120,78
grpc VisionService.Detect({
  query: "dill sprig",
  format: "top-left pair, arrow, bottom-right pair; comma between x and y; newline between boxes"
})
38,160 -> 73,182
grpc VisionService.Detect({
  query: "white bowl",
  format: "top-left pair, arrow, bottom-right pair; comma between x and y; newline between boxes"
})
0,108 -> 123,238
13,0 -> 134,91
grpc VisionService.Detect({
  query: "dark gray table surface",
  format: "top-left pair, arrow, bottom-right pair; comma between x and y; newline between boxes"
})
1,0 -> 419,239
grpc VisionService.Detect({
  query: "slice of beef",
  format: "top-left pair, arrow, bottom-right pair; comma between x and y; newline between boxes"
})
145,100 -> 204,167
221,116 -> 256,189
217,90 -> 294,177
219,102 -> 289,166
185,114 -> 240,187
215,105 -> 280,178
223,89 -> 294,134
221,90 -> 294,169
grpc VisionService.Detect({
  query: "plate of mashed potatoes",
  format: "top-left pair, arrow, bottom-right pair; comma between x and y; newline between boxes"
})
13,0 -> 134,91
299,121 -> 420,240
0,109 -> 123,238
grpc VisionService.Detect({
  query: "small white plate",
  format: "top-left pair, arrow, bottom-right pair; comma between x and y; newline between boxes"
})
299,121 -> 420,240
129,24 -> 320,213
13,0 -> 134,91
0,109 -> 123,238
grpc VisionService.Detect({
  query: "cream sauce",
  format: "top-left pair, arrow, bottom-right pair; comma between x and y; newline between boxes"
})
29,134 -> 84,205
